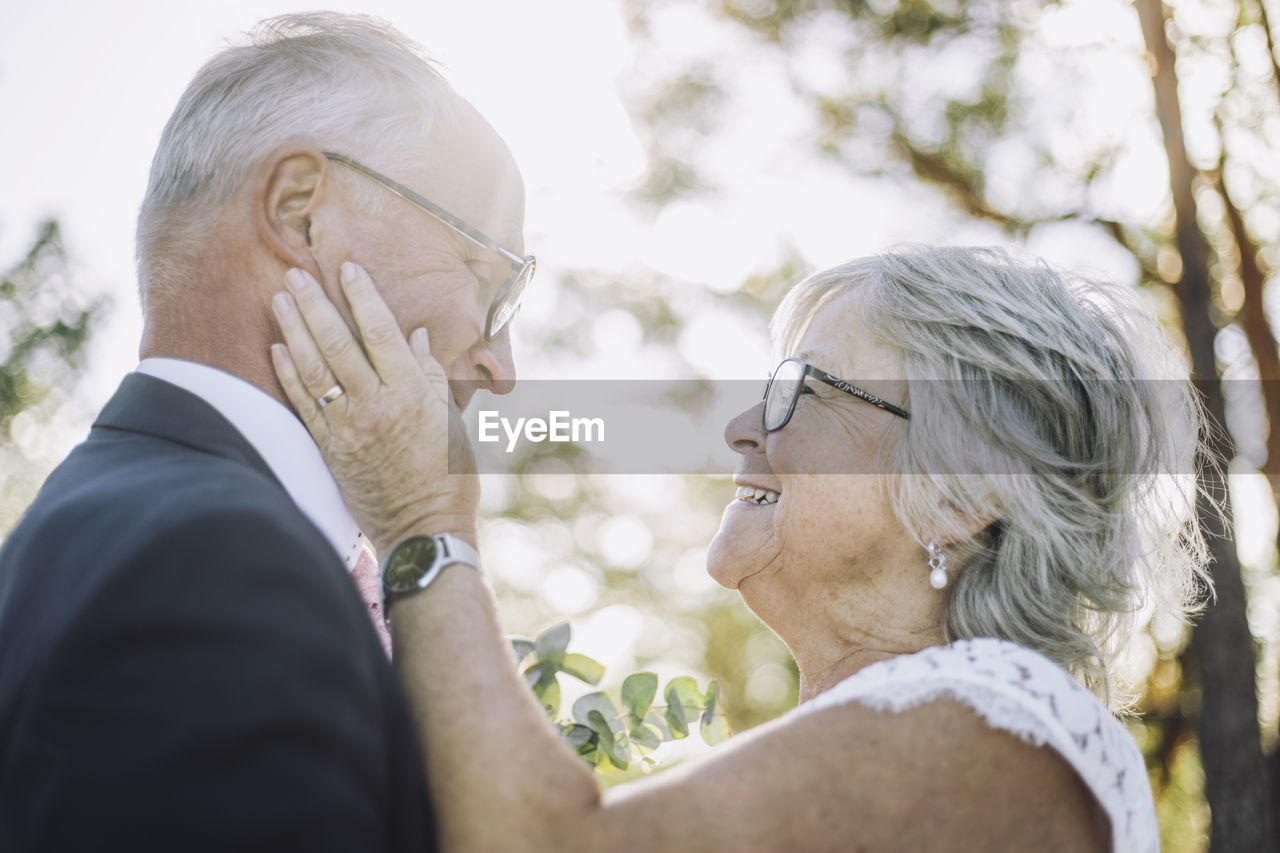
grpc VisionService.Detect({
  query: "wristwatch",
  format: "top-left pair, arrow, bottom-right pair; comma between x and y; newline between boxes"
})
379,533 -> 481,626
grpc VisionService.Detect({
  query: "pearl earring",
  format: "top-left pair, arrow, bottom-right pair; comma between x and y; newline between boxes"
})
927,541 -> 948,590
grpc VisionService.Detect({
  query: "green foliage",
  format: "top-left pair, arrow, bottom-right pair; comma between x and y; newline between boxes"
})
1,220 -> 109,535
512,623 -> 731,774
0,220 -> 105,429
1150,734 -> 1210,853
624,63 -> 726,206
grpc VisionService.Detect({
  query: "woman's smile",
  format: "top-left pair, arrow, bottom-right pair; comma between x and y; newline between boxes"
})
733,484 -> 781,505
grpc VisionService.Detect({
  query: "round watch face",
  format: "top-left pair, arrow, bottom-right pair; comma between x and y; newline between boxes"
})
383,536 -> 438,594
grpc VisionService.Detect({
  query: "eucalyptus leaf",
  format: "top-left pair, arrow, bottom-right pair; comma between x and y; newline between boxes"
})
665,676 -> 705,713
581,746 -> 601,766
629,722 -> 663,751
664,676 -> 704,738
700,711 -> 731,746
560,722 -> 596,751
533,680 -> 560,719
663,698 -> 688,739
572,692 -> 620,729
700,681 -> 730,745
588,710 -> 631,768
523,660 -> 556,688
509,636 -> 537,663
585,709 -> 613,741
621,672 -> 658,718
529,665 -> 561,718
535,622 -> 571,665
612,729 -> 633,767
644,708 -> 673,741
560,652 -> 605,686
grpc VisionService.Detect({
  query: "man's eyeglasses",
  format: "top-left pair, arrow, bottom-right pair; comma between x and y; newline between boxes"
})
323,152 -> 534,341
762,357 -> 911,432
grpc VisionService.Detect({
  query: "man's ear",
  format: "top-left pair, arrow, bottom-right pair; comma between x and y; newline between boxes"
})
254,146 -> 331,277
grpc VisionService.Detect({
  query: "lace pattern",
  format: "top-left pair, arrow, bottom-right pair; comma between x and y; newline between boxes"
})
790,638 -> 1158,853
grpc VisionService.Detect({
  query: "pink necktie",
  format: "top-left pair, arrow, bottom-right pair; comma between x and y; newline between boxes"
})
351,546 -> 392,657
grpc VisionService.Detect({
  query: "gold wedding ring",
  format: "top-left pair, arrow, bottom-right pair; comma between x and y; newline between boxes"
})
316,385 -> 345,408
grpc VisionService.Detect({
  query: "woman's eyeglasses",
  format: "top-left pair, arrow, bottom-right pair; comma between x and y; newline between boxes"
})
762,357 -> 910,432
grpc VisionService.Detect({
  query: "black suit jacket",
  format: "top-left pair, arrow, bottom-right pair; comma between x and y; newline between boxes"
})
0,373 -> 436,852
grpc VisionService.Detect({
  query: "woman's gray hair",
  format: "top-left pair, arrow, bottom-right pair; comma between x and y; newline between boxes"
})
773,245 -> 1211,708
136,12 -> 453,308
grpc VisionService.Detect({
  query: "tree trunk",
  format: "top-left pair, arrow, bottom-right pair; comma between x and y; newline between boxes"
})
1135,1 -> 1276,849
1212,162 -> 1280,535
1247,0 -> 1280,822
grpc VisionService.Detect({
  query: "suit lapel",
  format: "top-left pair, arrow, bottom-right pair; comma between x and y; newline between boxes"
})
94,373 -> 281,487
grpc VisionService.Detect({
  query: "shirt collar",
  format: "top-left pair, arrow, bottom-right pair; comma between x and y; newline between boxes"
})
135,357 -> 366,568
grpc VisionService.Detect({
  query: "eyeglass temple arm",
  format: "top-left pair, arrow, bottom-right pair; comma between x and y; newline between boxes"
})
322,152 -> 527,267
805,365 -> 910,420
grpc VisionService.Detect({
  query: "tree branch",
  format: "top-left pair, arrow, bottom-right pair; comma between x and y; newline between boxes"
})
887,129 -> 1034,233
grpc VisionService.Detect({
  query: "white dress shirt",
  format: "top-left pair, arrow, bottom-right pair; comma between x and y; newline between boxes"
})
135,357 -> 366,569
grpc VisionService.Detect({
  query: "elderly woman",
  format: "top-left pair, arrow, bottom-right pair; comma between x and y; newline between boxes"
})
270,245 -> 1204,852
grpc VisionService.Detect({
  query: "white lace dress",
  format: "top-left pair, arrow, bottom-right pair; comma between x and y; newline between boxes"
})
790,638 -> 1158,852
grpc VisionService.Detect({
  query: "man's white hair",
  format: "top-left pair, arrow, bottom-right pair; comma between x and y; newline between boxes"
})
135,12 -> 453,308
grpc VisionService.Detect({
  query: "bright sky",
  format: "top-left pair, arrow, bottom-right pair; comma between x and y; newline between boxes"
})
0,2 -> 805,392
1,0 -> 1156,392
0,0 -> 655,401
0,0 -> 1120,393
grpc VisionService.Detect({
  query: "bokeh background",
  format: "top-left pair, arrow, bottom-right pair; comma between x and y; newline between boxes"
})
3,1 -> 1279,849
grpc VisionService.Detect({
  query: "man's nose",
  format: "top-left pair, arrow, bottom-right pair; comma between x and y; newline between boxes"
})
724,401 -> 767,454
470,327 -> 516,395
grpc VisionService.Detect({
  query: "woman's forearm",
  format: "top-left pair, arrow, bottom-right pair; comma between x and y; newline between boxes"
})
391,564 -> 602,853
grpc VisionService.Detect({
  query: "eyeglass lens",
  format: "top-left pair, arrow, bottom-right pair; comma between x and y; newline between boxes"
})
763,358 -> 805,431
486,259 -> 534,340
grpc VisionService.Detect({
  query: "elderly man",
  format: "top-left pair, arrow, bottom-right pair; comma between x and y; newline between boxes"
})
0,13 -> 527,851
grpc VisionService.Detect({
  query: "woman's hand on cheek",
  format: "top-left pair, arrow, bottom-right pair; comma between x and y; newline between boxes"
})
270,261 -> 479,553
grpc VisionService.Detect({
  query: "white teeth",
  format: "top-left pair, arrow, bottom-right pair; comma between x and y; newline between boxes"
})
735,486 -> 780,504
